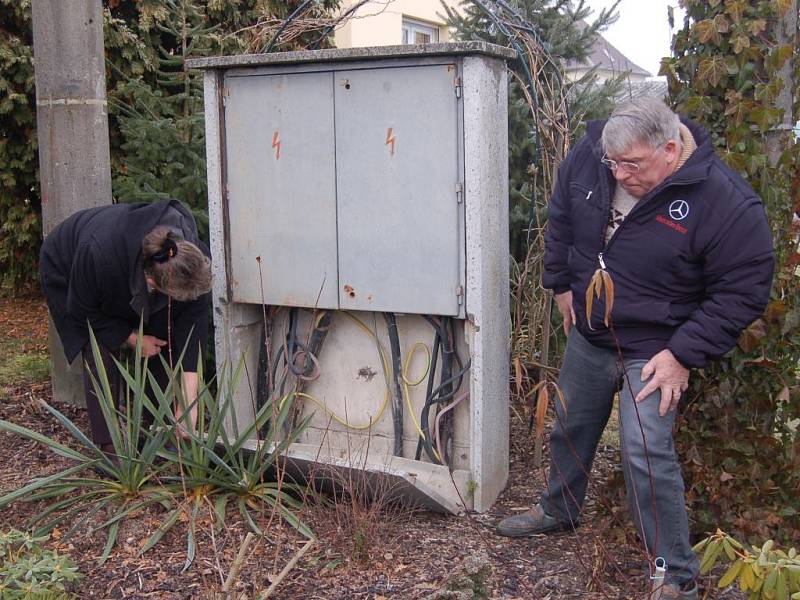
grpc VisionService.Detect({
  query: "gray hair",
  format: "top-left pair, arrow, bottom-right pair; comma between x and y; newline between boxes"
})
601,96 -> 680,156
143,226 -> 212,302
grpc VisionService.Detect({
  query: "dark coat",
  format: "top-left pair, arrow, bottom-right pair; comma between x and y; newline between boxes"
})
39,199 -> 210,371
543,118 -> 774,368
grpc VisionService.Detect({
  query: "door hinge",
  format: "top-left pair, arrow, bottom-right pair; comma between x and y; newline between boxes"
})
456,285 -> 464,305
454,77 -> 462,98
456,182 -> 464,204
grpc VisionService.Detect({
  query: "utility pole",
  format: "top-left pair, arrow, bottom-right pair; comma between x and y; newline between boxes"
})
31,0 -> 113,404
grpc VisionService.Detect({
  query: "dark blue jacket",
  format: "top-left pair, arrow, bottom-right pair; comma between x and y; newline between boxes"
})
39,199 -> 210,370
543,118 -> 774,368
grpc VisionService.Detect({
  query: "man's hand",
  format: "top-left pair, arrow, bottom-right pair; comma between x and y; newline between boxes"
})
635,349 -> 689,416
126,332 -> 167,358
554,291 -> 577,336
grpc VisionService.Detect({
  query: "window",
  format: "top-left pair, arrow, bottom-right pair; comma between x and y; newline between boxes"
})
402,17 -> 439,45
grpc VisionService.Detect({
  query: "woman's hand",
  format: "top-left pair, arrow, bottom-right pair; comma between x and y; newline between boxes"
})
126,332 -> 167,357
174,372 -> 199,440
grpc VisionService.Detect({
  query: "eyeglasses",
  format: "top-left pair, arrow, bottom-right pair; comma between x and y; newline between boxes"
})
601,142 -> 668,175
600,155 -> 643,174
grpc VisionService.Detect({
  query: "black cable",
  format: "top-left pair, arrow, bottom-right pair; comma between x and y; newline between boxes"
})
427,358 -> 472,406
256,306 -> 289,439
440,318 -> 461,463
423,316 -> 454,400
271,343 -> 286,393
303,310 -> 331,377
438,317 -> 454,464
286,308 -> 308,377
416,317 -> 472,465
263,0 -> 315,53
415,325 -> 441,463
256,312 -> 271,438
383,312 -> 404,457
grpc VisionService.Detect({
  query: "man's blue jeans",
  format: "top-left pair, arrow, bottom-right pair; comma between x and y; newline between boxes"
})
540,329 -> 700,587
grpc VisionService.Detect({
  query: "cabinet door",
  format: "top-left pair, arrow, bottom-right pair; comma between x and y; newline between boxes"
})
334,64 -> 462,316
223,71 -> 338,309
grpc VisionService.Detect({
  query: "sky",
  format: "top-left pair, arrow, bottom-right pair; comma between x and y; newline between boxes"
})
582,0 -> 686,78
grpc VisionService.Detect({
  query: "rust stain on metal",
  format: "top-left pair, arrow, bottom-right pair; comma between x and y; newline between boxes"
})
357,366 -> 377,382
385,127 -> 396,157
344,284 -> 356,298
272,130 -> 281,160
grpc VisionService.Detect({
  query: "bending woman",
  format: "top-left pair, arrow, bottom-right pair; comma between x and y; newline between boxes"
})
39,199 -> 212,454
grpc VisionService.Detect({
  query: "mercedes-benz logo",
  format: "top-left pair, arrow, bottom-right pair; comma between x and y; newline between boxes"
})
669,199 -> 689,221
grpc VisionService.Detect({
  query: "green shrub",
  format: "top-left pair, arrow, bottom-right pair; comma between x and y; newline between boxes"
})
694,530 -> 800,600
663,0 -> 800,543
0,529 -> 81,599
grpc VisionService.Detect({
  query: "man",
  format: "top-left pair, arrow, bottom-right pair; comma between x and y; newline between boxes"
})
496,97 -> 774,599
39,198 -> 212,459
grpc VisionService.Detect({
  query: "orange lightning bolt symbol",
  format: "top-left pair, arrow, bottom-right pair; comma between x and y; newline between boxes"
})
385,127 -> 395,157
272,131 -> 281,160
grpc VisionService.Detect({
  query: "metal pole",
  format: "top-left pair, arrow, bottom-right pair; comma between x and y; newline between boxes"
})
31,0 -> 112,404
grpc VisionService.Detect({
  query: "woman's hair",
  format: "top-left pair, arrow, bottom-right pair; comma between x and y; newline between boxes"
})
142,226 -> 212,301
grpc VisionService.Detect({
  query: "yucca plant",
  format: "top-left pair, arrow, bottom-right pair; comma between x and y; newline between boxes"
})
0,325 -> 314,568
0,328 -> 178,563
144,357 -> 315,570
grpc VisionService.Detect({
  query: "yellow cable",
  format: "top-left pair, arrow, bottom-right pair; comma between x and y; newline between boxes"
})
401,342 -> 431,440
285,311 -> 392,430
293,391 -> 387,431
290,312 -> 433,440
402,341 -> 442,462
402,342 -> 431,386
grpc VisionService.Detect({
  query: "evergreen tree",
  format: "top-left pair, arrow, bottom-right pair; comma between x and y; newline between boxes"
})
0,0 -> 38,291
0,0 -> 344,290
107,0 -> 342,238
443,0 -> 622,258
109,0 -> 216,234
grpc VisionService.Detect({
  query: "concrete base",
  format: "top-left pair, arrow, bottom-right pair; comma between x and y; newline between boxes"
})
47,319 -> 85,406
242,440 -> 472,514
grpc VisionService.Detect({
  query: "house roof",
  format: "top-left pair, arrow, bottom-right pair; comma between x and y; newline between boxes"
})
618,80 -> 668,99
565,21 -> 651,78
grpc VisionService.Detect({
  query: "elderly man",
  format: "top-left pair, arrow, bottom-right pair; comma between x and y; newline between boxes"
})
497,97 -> 774,598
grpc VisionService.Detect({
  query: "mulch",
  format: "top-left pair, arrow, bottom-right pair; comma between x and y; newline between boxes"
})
0,296 -> 745,599
0,293 -> 50,354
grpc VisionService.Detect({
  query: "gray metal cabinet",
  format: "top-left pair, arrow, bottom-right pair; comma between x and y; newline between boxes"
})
335,65 -> 462,316
223,62 -> 463,316
192,43 -> 513,513
224,72 -> 339,309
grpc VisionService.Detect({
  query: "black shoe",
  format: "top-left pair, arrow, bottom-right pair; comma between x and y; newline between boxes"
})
496,504 -> 571,537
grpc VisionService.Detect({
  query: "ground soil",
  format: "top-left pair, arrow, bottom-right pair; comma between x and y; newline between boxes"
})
0,296 -> 745,599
